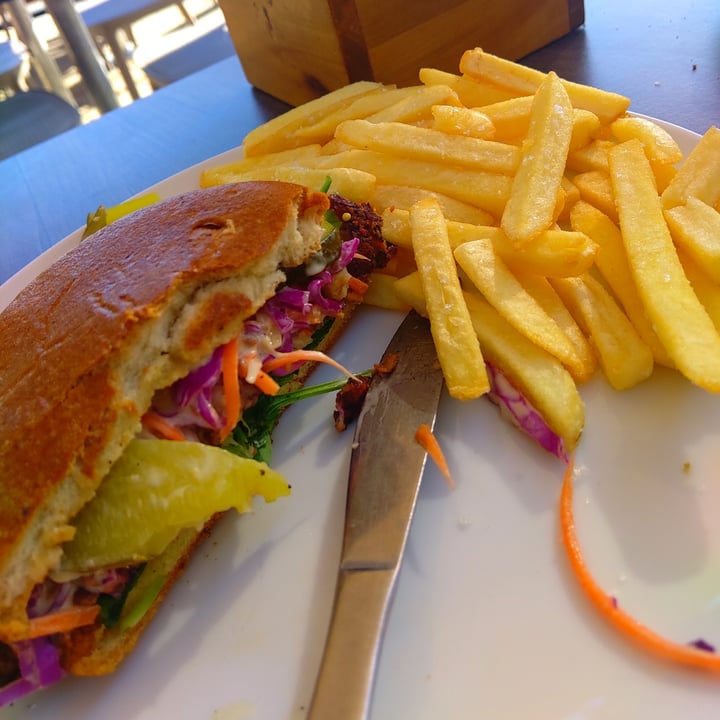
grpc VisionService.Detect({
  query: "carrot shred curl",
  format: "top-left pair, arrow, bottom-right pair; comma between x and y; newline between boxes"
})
142,410 -> 187,442
415,423 -> 455,490
262,349 -> 356,378
247,367 -> 280,396
24,605 -> 100,640
348,276 -> 369,298
560,457 -> 720,672
220,337 -> 241,442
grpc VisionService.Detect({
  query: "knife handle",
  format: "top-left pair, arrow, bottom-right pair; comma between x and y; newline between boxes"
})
306,567 -> 398,720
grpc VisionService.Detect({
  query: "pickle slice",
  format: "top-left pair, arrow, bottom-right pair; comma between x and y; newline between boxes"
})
60,439 -> 289,572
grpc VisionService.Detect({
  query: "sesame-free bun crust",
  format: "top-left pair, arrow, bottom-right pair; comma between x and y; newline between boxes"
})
0,181 -> 329,638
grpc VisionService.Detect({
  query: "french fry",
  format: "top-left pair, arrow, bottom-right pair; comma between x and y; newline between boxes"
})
211,46 -> 720,442
394,270 -> 427,309
678,250 -> 720,333
409,198 -> 489,399
319,138 -> 352,155
371,185 -> 495,225
609,138 -> 720,391
335,119 -> 520,174
463,291 -> 585,453
382,208 -> 597,275
460,48 -> 548,94
242,81 -> 384,156
569,200 -> 672,366
365,84 -> 460,123
312,149 -> 512,216
292,85 -> 430,142
512,270 -> 597,383
472,95 -> 599,151
501,71 -> 574,244
473,227 -> 597,278
199,164 -> 376,203
420,68 -> 518,109
572,170 -> 619,223
394,272 -> 585,452
651,159 -> 677,193
562,174 -> 581,204
565,139 -> 613,173
550,274 -> 654,390
477,96 -> 534,142
199,144 -> 323,187
430,105 -> 495,139
362,272 -> 412,311
381,208 -> 597,277
419,67 -> 461,88
569,110 -> 603,153
459,48 -> 630,123
557,176 -> 581,224
553,185 -> 568,225
664,196 -> 720,283
610,116 -> 683,165
380,206 -> 457,248
454,238 -> 583,371
454,74 -> 518,107
661,125 -> 720,209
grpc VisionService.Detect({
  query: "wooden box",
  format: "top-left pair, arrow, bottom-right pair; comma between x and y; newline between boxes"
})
218,0 -> 585,107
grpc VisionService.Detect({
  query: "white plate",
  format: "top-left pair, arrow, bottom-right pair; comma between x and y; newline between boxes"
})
3,119 -> 720,720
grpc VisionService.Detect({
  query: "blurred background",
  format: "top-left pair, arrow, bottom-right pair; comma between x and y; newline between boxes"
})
0,0 -> 231,124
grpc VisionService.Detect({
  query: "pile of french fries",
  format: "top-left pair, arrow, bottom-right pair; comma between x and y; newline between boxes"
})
200,47 -> 720,454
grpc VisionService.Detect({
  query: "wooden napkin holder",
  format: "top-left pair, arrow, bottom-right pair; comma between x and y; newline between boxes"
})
218,0 -> 584,107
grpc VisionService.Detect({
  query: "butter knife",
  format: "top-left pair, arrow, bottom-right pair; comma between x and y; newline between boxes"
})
306,310 -> 444,720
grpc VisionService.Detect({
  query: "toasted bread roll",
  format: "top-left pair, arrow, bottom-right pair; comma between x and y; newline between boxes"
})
0,181 -> 330,637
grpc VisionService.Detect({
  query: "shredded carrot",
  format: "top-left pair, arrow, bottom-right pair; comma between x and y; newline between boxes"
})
220,338 -> 241,441
246,367 -> 280,396
348,276 -> 369,296
262,349 -> 357,378
238,352 -> 280,396
142,410 -> 186,441
560,457 -> 720,672
24,605 -> 100,639
415,423 -> 454,490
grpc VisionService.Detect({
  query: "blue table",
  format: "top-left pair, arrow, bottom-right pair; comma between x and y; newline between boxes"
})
0,89 -> 80,159
0,56 -> 288,284
1,0 -> 719,286
142,23 -> 234,89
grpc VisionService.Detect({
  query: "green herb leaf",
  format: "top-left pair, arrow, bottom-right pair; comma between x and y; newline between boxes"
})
223,371 -> 371,463
97,565 -> 145,628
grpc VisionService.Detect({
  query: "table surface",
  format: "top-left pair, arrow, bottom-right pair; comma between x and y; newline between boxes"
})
0,0 -> 718,286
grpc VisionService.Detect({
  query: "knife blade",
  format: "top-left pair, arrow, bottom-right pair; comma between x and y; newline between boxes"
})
306,310 -> 444,720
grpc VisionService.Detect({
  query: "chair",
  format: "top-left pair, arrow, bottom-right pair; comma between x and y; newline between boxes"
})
0,89 -> 80,159
142,24 -> 234,89
78,0 -> 196,100
0,38 -> 26,94
0,1 -> 46,41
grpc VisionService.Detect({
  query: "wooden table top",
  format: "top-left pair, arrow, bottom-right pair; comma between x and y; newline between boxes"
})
0,0 -> 718,285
